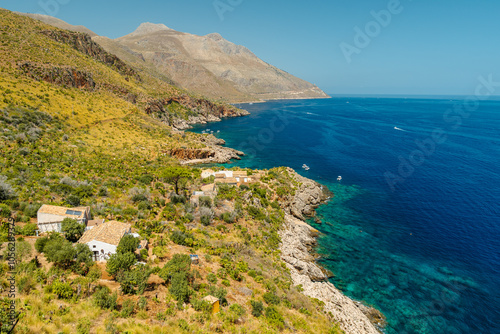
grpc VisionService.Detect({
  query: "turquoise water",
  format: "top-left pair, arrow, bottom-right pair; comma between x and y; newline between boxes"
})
190,98 -> 500,333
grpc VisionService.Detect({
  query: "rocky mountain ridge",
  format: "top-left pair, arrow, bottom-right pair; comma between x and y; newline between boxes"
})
18,13 -> 330,102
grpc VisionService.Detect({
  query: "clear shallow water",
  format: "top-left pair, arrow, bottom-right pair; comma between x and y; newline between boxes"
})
190,98 -> 500,334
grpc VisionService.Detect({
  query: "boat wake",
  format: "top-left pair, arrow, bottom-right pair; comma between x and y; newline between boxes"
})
394,126 -> 409,132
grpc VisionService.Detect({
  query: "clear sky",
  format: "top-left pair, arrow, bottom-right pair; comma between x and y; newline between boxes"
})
2,0 -> 500,95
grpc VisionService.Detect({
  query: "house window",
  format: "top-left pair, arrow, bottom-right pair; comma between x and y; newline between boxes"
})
93,245 -> 96,248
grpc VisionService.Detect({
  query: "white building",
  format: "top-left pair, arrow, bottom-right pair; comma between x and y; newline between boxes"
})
78,221 -> 131,261
37,205 -> 90,233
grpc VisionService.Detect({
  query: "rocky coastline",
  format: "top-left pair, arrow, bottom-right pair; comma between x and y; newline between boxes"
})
280,169 -> 385,334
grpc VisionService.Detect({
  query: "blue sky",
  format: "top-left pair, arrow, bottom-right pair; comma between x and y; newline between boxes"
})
3,0 -> 500,95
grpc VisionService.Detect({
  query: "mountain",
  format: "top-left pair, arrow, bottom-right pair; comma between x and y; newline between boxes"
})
18,14 -> 330,102
16,12 -> 98,37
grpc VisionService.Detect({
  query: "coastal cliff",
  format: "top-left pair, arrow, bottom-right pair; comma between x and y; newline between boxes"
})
280,169 -> 385,334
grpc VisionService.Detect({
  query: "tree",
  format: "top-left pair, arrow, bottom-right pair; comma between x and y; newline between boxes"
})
44,238 -> 76,268
106,252 -> 136,278
161,166 -> 191,195
116,264 -> 152,295
159,254 -> 191,283
0,176 -> 16,201
116,235 -> 139,254
61,218 -> 85,242
75,243 -> 93,265
169,272 -> 191,302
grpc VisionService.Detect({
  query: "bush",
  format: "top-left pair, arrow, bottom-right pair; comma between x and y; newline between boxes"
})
65,194 -> 81,207
52,281 -> 74,299
120,299 -> 135,318
44,238 -> 76,268
106,252 -> 136,277
206,273 -> 217,285
76,317 -> 91,334
170,230 -> 194,247
137,296 -> 148,310
199,196 -> 212,208
117,265 -> 151,295
227,303 -> 246,323
251,300 -> 264,317
160,254 -> 191,282
17,275 -> 34,294
265,306 -> 285,329
138,201 -> 151,211
20,223 -> 37,236
0,204 -> 11,218
0,176 -> 16,201
93,286 -> 117,310
116,234 -> 139,254
169,272 -> 191,302
138,174 -> 154,185
263,292 -> 281,305
139,248 -> 148,261
170,194 -> 186,204
61,218 -> 85,242
192,299 -> 211,313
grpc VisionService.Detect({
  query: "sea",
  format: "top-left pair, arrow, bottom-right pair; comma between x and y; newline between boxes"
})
189,97 -> 500,334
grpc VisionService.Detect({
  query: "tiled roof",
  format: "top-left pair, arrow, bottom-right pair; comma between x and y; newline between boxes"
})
38,204 -> 89,219
203,295 -> 219,304
86,219 -> 104,227
78,221 -> 131,246
232,171 -> 248,177
218,177 -> 237,184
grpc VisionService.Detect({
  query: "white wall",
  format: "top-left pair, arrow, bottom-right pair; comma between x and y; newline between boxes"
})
85,240 -> 117,262
38,221 -> 62,233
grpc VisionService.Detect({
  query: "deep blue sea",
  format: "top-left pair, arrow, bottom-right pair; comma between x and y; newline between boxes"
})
190,97 -> 500,334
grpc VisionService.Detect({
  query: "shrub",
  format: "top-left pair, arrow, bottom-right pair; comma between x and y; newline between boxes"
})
61,218 -> 85,242
138,201 -> 151,211
137,296 -> 148,311
52,281 -> 74,299
23,203 -> 41,218
0,176 -> 16,201
206,273 -> 217,284
139,248 -> 148,261
44,238 -> 76,268
170,194 -> 186,204
138,174 -> 154,185
98,186 -> 108,197
221,211 -> 236,224
16,275 -> 34,294
93,286 -> 117,310
65,194 -> 81,207
117,265 -> 151,295
76,317 -> 91,334
120,299 -> 135,317
20,223 -> 37,236
116,234 -> 139,254
106,252 -> 136,277
251,300 -> 264,317
199,196 -> 212,208
160,254 -> 191,282
263,292 -> 281,305
0,204 -> 11,218
169,272 -> 191,302
265,306 -> 285,329
192,299 -> 211,313
170,230 -> 194,246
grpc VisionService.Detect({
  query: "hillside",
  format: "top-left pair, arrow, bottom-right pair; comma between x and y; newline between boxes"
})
19,13 -> 330,102
0,8 -> 367,334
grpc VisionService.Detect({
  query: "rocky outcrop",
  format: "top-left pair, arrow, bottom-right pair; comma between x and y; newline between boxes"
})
279,171 -> 383,334
39,29 -> 141,82
18,62 -> 95,90
146,95 -> 249,129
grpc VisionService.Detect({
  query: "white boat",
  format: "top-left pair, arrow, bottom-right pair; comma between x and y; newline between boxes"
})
302,164 -> 310,171
337,176 -> 342,181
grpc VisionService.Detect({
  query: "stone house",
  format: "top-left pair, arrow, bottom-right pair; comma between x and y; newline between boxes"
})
37,204 -> 90,233
77,221 -> 131,261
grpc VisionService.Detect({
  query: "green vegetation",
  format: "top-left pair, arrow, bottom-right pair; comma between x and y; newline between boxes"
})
61,218 -> 85,242
0,9 -> 345,334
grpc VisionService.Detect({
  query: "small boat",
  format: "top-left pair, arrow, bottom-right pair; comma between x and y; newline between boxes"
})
337,176 -> 342,181
302,164 -> 310,171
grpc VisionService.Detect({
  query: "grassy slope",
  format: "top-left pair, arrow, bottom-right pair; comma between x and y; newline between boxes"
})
0,9 -> 343,334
